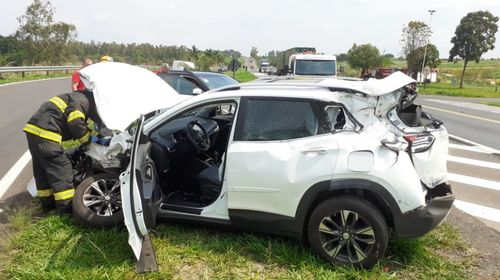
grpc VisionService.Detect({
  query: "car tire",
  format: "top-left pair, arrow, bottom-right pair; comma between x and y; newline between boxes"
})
307,195 -> 388,268
72,173 -> 123,227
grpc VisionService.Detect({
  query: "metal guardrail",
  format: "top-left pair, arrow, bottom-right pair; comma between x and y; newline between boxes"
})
0,66 -> 80,77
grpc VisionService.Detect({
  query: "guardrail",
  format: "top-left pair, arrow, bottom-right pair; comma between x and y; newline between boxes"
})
0,66 -> 80,77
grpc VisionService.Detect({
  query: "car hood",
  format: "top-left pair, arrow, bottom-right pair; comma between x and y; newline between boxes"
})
80,62 -> 189,131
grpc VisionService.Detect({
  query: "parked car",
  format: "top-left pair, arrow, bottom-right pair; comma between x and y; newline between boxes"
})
76,63 -> 454,270
158,70 -> 238,95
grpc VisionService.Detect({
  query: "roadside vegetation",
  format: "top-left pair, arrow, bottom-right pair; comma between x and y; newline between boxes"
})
0,204 -> 477,280
484,102 -> 500,107
0,72 -> 70,85
225,69 -> 257,83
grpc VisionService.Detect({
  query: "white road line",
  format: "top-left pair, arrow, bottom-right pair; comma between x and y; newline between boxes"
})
0,77 -> 69,88
448,143 -> 489,154
448,155 -> 500,170
448,173 -> 500,192
0,150 -> 32,200
449,134 -> 500,154
454,199 -> 500,224
423,104 -> 500,125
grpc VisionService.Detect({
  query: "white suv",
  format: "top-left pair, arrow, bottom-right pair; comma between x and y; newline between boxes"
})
76,63 -> 454,271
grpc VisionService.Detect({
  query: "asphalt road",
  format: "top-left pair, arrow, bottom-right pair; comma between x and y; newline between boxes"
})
418,95 -> 500,150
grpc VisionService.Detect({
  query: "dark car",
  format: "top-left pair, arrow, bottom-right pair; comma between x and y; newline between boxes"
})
158,71 -> 238,95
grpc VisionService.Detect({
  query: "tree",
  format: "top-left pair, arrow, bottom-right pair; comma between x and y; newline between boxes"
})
15,0 -> 76,65
400,21 -> 432,58
449,10 -> 499,88
250,46 -> 259,59
347,43 -> 383,76
406,44 -> 440,79
336,53 -> 348,62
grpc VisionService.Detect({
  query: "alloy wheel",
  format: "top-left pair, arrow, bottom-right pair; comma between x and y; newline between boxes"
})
318,210 -> 376,264
82,178 -> 122,216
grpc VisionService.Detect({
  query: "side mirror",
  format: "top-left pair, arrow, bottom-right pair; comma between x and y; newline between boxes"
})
192,88 -> 202,95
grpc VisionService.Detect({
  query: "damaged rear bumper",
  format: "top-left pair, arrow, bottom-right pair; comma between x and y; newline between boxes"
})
394,183 -> 455,237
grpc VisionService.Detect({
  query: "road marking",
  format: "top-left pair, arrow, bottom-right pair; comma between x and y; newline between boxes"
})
0,150 -> 32,200
448,155 -> 500,170
423,104 -> 500,125
423,99 -> 500,115
454,199 -> 500,224
449,134 -> 500,154
0,77 -> 69,88
448,173 -> 500,192
448,143 -> 489,154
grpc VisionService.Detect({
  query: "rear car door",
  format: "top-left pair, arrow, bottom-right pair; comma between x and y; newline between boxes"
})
225,97 -> 340,218
121,115 -> 162,272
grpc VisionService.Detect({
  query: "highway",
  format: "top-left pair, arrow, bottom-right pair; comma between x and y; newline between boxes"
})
0,78 -> 499,233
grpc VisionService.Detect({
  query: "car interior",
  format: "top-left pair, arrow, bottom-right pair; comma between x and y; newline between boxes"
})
145,102 -> 237,211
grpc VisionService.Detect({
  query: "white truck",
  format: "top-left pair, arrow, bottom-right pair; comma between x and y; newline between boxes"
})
277,47 -> 337,77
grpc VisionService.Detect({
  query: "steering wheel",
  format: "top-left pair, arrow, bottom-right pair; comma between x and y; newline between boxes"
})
185,121 -> 211,151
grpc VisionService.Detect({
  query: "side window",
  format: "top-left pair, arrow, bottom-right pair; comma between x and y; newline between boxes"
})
323,104 -> 357,131
163,75 -> 198,95
237,99 -> 323,141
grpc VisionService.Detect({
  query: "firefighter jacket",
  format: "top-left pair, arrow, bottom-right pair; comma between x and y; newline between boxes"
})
23,91 -> 102,144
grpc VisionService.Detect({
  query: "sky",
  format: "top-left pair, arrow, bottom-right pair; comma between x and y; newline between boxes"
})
1,0 -> 499,58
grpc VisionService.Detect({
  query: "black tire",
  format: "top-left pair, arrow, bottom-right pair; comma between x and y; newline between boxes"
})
307,195 -> 388,268
72,173 -> 123,227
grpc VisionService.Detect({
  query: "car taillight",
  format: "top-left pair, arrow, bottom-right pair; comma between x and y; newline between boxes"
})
404,134 -> 435,153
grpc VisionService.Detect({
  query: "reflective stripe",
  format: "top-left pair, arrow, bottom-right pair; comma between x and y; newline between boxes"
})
23,124 -> 62,143
54,189 -> 75,201
49,96 -> 68,113
37,189 -> 53,197
77,131 -> 90,143
67,110 -> 85,123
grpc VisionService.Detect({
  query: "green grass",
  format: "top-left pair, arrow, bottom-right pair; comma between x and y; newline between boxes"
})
0,72 -> 71,85
0,206 -> 477,280
418,82 -> 500,98
483,101 -> 500,107
224,70 -> 257,83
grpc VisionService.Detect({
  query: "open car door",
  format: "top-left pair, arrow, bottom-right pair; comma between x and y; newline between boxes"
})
121,115 -> 162,272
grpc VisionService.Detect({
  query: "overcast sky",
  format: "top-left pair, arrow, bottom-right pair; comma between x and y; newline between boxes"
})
1,0 -> 499,58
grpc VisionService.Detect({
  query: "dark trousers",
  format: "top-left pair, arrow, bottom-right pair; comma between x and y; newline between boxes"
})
26,134 -> 74,211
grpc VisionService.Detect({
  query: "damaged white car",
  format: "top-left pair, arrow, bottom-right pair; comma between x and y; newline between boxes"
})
66,63 -> 455,270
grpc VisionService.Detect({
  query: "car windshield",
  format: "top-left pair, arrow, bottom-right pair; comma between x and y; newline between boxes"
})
194,73 -> 238,90
295,60 -> 336,76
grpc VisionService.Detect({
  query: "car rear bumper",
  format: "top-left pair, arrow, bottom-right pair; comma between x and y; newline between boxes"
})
393,183 -> 455,237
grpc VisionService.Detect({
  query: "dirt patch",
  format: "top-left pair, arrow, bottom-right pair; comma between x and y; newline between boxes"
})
446,207 -> 500,279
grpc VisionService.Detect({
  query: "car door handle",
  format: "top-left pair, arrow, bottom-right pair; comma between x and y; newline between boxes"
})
302,149 -> 327,154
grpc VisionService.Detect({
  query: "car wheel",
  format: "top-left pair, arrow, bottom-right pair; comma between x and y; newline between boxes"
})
72,173 -> 123,227
307,195 -> 388,268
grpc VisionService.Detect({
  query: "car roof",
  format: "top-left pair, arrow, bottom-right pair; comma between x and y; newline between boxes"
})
211,71 -> 416,97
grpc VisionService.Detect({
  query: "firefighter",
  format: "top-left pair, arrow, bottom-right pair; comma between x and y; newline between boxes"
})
23,90 -> 103,214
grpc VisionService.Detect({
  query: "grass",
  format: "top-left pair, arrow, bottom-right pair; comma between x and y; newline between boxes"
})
224,69 -> 257,83
0,72 -> 71,85
483,101 -> 500,107
418,82 -> 500,98
0,204 -> 477,280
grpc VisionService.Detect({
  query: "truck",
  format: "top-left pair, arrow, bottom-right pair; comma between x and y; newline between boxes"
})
276,47 -> 337,77
259,60 -> 270,73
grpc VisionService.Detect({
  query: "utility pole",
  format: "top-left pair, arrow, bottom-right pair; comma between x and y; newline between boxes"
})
420,9 -> 436,83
